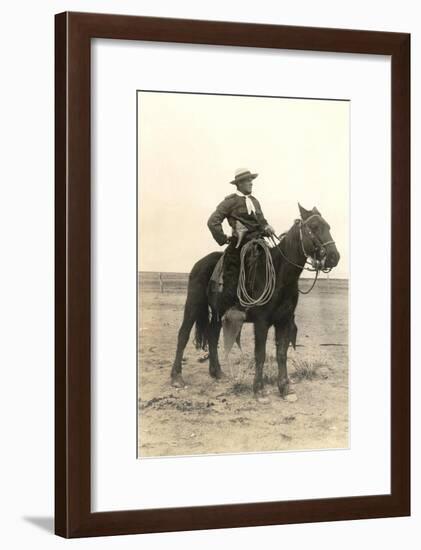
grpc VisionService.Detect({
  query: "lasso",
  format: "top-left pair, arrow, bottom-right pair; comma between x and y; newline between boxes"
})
237,239 -> 276,307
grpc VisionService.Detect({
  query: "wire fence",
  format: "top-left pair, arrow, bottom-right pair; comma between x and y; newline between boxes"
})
138,272 -> 348,294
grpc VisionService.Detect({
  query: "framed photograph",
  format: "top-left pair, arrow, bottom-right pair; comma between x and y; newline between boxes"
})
55,12 -> 410,538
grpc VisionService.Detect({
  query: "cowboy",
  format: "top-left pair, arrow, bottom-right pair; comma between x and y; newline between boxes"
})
207,168 -> 276,315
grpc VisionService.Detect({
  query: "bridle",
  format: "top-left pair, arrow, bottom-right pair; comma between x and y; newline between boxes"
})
299,214 -> 335,268
270,214 -> 335,294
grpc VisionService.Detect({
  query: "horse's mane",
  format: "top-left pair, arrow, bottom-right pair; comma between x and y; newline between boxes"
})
271,222 -> 302,262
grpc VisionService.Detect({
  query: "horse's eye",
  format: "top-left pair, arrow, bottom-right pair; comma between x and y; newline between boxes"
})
310,222 -> 318,231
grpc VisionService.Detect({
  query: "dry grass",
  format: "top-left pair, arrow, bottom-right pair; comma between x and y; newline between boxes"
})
231,382 -> 251,395
289,357 -> 327,381
247,351 -> 329,386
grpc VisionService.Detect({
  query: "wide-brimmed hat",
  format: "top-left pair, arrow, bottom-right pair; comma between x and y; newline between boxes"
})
230,168 -> 258,185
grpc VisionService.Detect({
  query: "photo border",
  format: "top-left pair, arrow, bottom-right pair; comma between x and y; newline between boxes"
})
136,88 -> 351,460
55,12 -> 410,537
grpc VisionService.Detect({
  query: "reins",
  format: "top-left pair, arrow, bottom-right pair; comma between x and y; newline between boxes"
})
235,214 -> 335,304
271,215 -> 334,295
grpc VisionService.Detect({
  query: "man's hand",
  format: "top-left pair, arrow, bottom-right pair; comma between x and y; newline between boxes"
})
264,224 -> 276,236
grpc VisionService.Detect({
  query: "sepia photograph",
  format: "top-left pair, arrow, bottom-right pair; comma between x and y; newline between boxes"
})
137,90 -> 349,458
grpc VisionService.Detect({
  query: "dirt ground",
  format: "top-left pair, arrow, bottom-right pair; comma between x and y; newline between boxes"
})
138,278 -> 348,458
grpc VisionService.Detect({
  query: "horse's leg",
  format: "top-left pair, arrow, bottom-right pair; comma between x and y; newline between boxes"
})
208,315 -> 224,379
171,313 -> 195,388
253,321 -> 270,402
275,320 -> 295,399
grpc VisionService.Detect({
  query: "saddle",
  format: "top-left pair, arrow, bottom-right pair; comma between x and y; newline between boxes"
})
206,254 -> 242,356
207,240 -> 265,357
207,238 -> 265,306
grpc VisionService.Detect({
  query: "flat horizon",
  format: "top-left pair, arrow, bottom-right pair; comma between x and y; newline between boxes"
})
138,270 -> 349,280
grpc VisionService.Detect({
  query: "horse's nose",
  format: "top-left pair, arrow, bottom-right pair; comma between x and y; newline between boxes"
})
327,249 -> 340,267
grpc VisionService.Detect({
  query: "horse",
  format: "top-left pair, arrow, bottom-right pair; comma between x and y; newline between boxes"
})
170,204 -> 340,402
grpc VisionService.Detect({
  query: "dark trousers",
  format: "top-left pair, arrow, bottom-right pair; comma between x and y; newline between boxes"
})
219,239 -> 242,315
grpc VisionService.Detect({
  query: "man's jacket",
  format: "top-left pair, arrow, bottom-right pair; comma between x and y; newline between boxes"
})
207,193 -> 269,245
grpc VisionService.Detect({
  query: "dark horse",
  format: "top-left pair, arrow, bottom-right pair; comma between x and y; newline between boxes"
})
171,204 -> 340,401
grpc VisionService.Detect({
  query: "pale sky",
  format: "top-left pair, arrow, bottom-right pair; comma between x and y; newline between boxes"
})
137,91 -> 349,278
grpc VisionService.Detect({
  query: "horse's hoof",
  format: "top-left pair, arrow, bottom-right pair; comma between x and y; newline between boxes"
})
255,393 -> 270,404
171,375 -> 186,388
278,381 -> 291,399
210,369 -> 226,381
256,396 -> 270,404
284,392 -> 297,403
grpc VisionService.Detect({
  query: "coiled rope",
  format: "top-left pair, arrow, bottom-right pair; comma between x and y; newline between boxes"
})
237,239 -> 276,307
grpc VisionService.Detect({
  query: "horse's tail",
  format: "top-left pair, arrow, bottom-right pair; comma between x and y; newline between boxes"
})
193,299 -> 210,351
183,250 -> 222,352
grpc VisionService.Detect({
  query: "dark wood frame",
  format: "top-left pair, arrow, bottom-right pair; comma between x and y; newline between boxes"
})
55,11 -> 410,538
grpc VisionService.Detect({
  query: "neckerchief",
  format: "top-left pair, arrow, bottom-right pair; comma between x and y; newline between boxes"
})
235,190 -> 256,215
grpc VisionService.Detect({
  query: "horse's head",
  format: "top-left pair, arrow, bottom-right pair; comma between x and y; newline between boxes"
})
298,204 -> 340,269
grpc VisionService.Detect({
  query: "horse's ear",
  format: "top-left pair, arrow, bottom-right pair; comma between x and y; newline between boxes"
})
298,203 -> 312,220
312,206 -> 321,215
